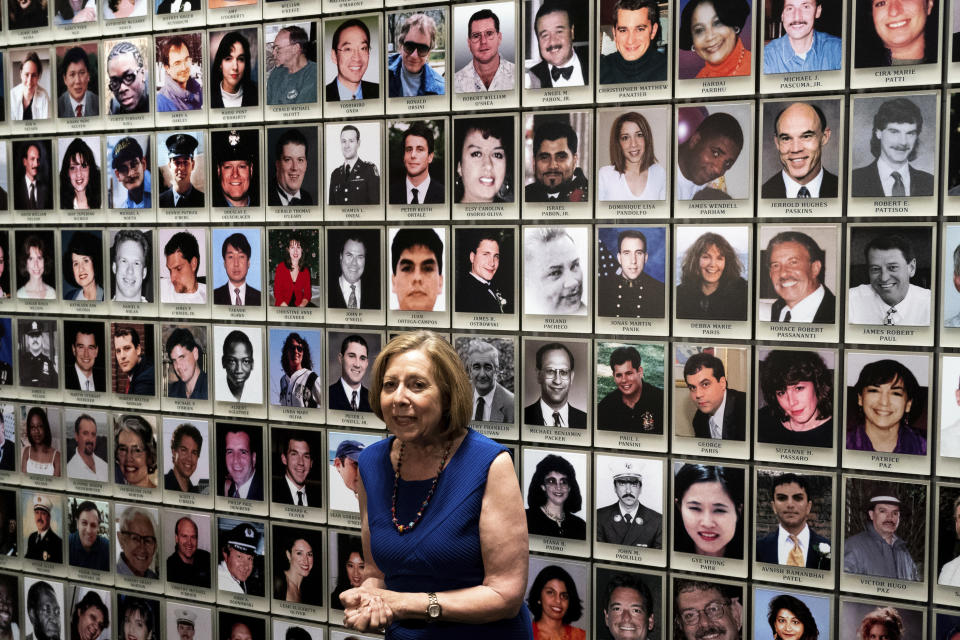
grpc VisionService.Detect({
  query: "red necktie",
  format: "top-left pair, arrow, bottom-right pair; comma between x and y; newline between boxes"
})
75,104 -> 82,117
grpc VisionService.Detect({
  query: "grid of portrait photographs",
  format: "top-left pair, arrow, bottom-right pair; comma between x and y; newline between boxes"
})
0,0 -> 956,636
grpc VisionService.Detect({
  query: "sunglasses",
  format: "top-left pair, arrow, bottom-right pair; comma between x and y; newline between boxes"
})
108,70 -> 139,92
402,41 -> 430,57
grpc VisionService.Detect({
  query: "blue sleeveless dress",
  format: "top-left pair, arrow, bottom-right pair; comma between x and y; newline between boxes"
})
358,428 -> 533,640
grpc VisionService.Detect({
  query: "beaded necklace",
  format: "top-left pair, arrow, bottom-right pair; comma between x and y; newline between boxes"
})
391,440 -> 452,534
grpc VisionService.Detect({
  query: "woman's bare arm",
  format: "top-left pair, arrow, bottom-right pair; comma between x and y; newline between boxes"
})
344,451 -> 529,628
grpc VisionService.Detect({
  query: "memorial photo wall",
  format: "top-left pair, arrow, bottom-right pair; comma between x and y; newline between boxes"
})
0,0 -> 956,636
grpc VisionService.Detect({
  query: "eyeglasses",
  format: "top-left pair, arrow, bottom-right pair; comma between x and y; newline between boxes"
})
544,477 -> 569,487
121,530 -> 157,548
469,29 -> 497,42
116,444 -> 145,457
336,45 -> 370,57
402,41 -> 431,57
290,344 -> 304,353
108,70 -> 139,92
542,368 -> 571,380
678,601 -> 727,627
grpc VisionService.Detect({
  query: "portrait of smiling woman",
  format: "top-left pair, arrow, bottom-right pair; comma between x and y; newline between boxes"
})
58,138 -> 102,211
758,349 -> 834,448
62,231 -> 103,302
454,117 -> 514,204
525,454 -> 587,540
846,358 -> 927,455
673,463 -> 745,559
677,0 -> 752,78
766,594 -> 819,640
210,30 -> 259,109
675,230 -> 749,321
16,232 -> 56,300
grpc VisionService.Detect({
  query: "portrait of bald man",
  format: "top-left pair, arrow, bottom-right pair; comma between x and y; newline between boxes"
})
761,101 -> 839,199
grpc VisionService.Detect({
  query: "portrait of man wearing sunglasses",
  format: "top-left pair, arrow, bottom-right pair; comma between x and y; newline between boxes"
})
388,13 -> 445,97
106,41 -> 149,115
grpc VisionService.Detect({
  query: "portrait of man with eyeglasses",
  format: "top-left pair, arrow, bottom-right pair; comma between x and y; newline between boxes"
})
114,505 -> 160,580
325,17 -> 380,101
672,579 -> 743,640
104,40 -> 149,115
267,24 -> 318,106
524,341 -> 587,428
454,5 -> 516,93
388,11 -> 446,98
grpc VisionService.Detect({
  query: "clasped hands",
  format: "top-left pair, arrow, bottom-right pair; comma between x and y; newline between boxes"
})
341,585 -> 396,632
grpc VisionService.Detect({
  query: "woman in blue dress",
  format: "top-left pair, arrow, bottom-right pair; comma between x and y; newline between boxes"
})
341,331 -> 533,639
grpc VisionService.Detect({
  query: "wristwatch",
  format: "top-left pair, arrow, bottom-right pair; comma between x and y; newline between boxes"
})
426,592 -> 442,619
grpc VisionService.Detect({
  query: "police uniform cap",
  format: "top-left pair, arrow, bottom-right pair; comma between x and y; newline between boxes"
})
112,137 -> 144,170
166,134 -> 198,159
26,321 -> 42,335
226,523 -> 259,554
175,609 -> 196,626
32,494 -> 52,513
611,460 -> 643,481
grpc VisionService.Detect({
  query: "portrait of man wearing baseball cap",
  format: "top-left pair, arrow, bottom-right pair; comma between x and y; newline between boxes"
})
218,521 -> 264,596
110,136 -> 151,209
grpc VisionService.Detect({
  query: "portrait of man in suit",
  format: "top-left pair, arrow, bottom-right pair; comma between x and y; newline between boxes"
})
268,129 -> 313,207
851,97 -> 934,197
525,0 -> 588,89
220,426 -> 263,501
524,342 -> 586,428
272,432 -> 319,507
389,121 -> 445,205
763,231 -> 836,323
325,18 -> 379,101
756,473 -> 831,570
14,141 -> 52,211
58,46 -> 99,118
761,102 -> 837,199
682,352 -> 746,441
25,495 -> 63,564
158,134 -> 204,209
213,232 -> 261,307
456,229 -> 511,314
460,338 -> 514,423
113,325 -> 154,396
329,334 -> 371,412
596,460 -> 662,548
64,321 -> 105,393
328,231 -> 378,310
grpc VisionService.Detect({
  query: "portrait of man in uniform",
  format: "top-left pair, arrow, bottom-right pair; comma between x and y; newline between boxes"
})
328,124 -> 380,206
19,320 -> 59,389
217,521 -> 265,596
596,459 -> 663,548
597,229 -> 665,318
108,136 -> 150,209
25,494 -> 63,563
158,134 -> 204,209
597,345 -> 664,434
212,129 -> 259,208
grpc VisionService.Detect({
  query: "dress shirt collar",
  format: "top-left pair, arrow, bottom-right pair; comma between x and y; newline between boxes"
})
781,167 -> 825,198
228,282 -> 247,305
339,275 -> 362,307
405,175 -> 431,204
876,156 -> 911,196
708,391 -> 728,439
547,52 -> 584,87
284,473 -> 307,505
540,399 -> 569,427
75,363 -> 95,391
472,386 -> 496,421
778,284 -> 825,321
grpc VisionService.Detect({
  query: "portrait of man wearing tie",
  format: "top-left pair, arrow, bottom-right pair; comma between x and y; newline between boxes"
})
213,231 -> 262,307
756,472 -> 831,570
326,229 -> 381,310
455,228 -> 513,314
328,333 -> 373,412
851,96 -> 935,198
13,140 -> 52,211
158,133 -> 205,209
847,231 -> 932,326
596,459 -> 662,548
523,341 -> 587,428
57,46 -> 99,119
63,321 -> 106,393
218,425 -> 264,501
457,337 -> 515,423
268,128 -> 316,207
271,430 -> 321,507
760,101 -> 839,199
682,352 -> 746,441
327,123 -> 381,206
388,120 -> 446,205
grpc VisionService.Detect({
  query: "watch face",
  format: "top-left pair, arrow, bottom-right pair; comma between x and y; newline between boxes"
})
428,603 -> 441,617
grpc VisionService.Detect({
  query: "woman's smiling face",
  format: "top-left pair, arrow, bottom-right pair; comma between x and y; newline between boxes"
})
459,130 -> 506,203
690,1 -> 738,65
542,471 -> 570,508
540,578 -> 570,622
69,154 -> 90,193
679,480 -> 738,556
